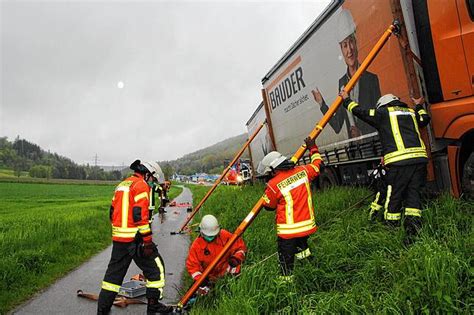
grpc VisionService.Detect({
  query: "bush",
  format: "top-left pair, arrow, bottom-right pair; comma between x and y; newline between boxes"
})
29,165 -> 52,178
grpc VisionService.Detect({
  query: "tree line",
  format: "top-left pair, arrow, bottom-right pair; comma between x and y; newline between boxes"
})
0,136 -> 123,180
0,132 -> 250,181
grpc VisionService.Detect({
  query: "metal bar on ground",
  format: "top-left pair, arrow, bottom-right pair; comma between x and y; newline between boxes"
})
177,22 -> 399,309
174,120 -> 267,234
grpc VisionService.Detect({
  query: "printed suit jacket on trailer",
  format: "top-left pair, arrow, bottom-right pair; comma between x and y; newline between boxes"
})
320,70 -> 381,136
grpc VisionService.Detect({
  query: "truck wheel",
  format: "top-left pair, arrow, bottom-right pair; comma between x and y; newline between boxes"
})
318,167 -> 338,190
461,152 -> 474,199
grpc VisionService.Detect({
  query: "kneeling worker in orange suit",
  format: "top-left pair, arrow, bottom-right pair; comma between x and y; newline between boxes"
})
186,214 -> 247,295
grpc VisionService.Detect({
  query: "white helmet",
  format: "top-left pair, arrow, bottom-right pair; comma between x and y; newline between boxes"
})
376,94 -> 400,108
257,151 -> 287,175
336,8 -> 356,43
199,214 -> 220,236
142,161 -> 165,183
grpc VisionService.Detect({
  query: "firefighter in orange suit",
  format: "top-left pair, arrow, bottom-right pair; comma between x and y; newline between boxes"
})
97,160 -> 173,315
258,137 -> 322,282
186,214 -> 246,295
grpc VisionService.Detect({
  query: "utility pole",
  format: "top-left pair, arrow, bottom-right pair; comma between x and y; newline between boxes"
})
92,154 -> 99,180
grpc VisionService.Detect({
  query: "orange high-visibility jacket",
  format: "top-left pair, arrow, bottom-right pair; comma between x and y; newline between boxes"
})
110,173 -> 152,243
186,229 -> 246,282
262,147 -> 322,239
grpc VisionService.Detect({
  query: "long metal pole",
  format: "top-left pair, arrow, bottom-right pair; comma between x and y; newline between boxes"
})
177,22 -> 398,309
174,120 -> 267,234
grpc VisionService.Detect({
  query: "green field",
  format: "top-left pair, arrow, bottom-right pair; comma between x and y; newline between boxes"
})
184,184 -> 473,314
0,181 -> 182,313
0,168 -> 29,178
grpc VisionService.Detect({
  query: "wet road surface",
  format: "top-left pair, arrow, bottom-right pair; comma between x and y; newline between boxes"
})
12,186 -> 192,314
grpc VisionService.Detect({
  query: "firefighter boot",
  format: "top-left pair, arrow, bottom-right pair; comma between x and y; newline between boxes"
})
97,290 -> 115,315
368,193 -> 383,222
369,203 -> 382,222
97,307 -> 110,315
404,216 -> 422,245
147,298 -> 174,314
384,211 -> 401,228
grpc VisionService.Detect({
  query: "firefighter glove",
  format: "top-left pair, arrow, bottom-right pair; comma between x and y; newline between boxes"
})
197,286 -> 210,296
228,256 -> 240,268
141,241 -> 157,258
304,137 -> 317,151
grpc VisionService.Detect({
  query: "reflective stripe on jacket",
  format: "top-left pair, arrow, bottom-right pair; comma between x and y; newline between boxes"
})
110,173 -> 152,242
344,98 -> 430,166
186,229 -> 246,282
262,147 -> 322,239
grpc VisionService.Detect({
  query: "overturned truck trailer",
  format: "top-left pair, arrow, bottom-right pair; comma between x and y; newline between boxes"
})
247,0 -> 474,197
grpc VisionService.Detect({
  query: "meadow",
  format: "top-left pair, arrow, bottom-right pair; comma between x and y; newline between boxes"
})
0,181 -> 182,313
184,184 -> 473,314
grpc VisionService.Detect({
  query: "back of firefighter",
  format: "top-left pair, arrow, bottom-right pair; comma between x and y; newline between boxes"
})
341,91 -> 430,242
158,181 -> 171,216
147,165 -> 165,224
258,137 -> 322,282
186,215 -> 246,295
97,160 -> 173,315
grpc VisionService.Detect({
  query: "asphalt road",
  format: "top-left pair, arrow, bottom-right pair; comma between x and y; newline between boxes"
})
12,186 -> 193,314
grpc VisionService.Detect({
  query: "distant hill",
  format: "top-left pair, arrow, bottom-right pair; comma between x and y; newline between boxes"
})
0,136 -> 123,181
0,134 -> 250,180
161,133 -> 249,175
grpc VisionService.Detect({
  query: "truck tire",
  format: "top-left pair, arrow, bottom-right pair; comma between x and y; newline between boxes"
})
318,167 -> 338,190
461,152 -> 474,199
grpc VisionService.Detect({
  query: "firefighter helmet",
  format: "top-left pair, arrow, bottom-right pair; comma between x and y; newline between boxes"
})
257,151 -> 287,175
199,214 -> 220,237
142,161 -> 165,183
376,94 -> 400,108
336,8 -> 356,43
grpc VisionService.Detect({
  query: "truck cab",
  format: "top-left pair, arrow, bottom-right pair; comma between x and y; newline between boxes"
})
412,0 -> 474,197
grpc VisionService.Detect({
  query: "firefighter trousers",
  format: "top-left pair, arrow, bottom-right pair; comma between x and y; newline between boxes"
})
384,163 -> 426,230
97,241 -> 166,313
277,236 -> 312,276
370,179 -> 387,220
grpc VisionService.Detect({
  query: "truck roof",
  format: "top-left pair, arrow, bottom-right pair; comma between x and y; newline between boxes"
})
245,101 -> 264,127
261,0 -> 341,85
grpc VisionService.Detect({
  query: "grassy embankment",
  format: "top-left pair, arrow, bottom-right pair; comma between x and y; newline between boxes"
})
0,181 -> 182,313
183,184 -> 473,314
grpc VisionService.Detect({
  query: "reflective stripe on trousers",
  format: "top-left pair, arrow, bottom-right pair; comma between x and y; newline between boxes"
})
295,248 -> 311,260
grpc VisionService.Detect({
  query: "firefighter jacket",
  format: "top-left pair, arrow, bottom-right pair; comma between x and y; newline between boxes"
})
186,229 -> 246,282
262,147 -> 322,239
343,98 -> 430,166
110,173 -> 152,243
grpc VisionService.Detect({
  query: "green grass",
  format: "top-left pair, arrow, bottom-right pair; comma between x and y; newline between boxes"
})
0,181 -> 182,313
0,168 -> 28,178
183,184 -> 473,314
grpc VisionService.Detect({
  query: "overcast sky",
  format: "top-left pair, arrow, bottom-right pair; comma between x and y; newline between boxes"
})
1,0 -> 330,166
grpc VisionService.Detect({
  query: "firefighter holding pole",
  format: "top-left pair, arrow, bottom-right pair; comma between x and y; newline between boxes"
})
257,137 -> 322,282
339,91 -> 430,244
186,215 -> 247,297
